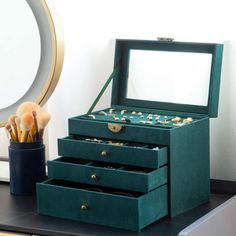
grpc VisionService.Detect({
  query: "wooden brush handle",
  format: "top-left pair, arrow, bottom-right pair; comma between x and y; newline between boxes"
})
11,124 -> 18,142
5,125 -> 17,142
39,129 -> 44,140
27,133 -> 33,142
32,111 -> 40,140
15,118 -> 21,142
20,130 -> 29,143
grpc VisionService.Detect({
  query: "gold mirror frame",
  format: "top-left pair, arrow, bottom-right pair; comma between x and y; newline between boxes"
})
0,0 -> 64,127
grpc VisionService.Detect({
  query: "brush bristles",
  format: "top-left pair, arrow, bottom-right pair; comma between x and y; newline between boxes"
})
8,115 -> 17,126
20,113 -> 34,131
6,102 -> 50,143
16,102 -> 40,117
38,111 -> 51,130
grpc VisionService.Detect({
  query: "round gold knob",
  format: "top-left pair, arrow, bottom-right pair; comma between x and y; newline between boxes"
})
107,123 -> 123,133
91,174 -> 98,180
101,150 -> 109,157
81,203 -> 89,210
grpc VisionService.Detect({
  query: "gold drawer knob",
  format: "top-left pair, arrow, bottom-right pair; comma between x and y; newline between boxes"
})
101,150 -> 109,157
91,174 -> 98,180
81,203 -> 89,210
107,123 -> 123,133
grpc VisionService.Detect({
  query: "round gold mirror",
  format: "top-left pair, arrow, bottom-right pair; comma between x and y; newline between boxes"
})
0,0 -> 64,127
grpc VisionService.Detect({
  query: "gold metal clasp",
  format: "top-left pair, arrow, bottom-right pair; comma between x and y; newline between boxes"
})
157,37 -> 175,42
107,123 -> 124,133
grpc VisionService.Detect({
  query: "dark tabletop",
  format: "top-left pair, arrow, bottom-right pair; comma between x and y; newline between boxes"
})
0,182 -> 233,236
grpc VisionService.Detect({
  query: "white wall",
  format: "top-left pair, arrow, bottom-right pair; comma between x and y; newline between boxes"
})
210,42 -> 236,180
1,0 -> 236,181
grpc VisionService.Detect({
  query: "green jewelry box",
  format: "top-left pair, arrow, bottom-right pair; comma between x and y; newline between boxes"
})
67,39 -> 223,216
37,39 -> 224,231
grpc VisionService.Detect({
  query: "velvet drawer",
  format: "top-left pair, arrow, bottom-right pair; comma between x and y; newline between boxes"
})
37,179 -> 168,231
68,117 -> 171,145
58,136 -> 168,169
48,157 -> 168,193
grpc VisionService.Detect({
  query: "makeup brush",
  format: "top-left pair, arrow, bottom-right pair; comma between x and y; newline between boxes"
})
27,133 -> 33,143
38,111 -> 51,140
15,117 -> 21,142
16,101 -> 40,117
5,123 -> 17,142
32,110 -> 40,141
8,115 -> 18,141
20,113 -> 34,143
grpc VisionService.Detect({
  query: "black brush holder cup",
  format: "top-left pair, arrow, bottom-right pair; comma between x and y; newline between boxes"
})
9,141 -> 46,195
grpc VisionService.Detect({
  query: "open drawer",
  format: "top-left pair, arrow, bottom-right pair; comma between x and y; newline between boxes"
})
37,179 -> 168,231
58,136 -> 168,169
48,157 -> 168,193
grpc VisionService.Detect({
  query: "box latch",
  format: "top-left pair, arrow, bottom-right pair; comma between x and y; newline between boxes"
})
107,123 -> 124,133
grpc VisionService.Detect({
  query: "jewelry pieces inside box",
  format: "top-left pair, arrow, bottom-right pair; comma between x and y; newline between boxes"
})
82,137 -> 160,150
104,165 -> 117,169
85,138 -> 104,144
121,109 -> 127,115
84,137 -> 125,146
88,114 -> 96,119
107,140 -> 124,146
109,108 -> 115,114
86,109 -> 194,127
99,111 -> 107,116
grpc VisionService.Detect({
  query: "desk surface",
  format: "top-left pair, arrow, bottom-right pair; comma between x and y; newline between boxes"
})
0,182 -> 232,236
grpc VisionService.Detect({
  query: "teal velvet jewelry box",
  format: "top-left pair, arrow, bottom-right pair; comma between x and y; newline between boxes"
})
37,39 -> 224,231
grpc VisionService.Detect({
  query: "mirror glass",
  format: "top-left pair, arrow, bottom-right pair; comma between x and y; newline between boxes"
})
0,0 -> 64,127
127,50 -> 213,106
0,0 -> 41,109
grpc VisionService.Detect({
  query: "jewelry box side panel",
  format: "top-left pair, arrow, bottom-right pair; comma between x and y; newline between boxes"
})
169,117 -> 210,217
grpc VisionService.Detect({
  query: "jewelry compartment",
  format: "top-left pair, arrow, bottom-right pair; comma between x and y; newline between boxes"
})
48,157 -> 168,193
68,107 -> 202,145
58,135 -> 168,168
82,107 -> 198,128
37,179 -> 168,231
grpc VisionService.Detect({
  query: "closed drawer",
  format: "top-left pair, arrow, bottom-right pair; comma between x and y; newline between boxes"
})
37,179 -> 168,231
48,157 -> 168,193
58,136 -> 168,168
69,117 -> 171,145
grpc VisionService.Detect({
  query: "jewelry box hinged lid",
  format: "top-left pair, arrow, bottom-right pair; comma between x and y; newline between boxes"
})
110,39 -> 223,118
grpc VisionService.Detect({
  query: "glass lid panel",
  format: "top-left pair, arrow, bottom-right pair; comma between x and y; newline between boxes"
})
127,49 -> 212,106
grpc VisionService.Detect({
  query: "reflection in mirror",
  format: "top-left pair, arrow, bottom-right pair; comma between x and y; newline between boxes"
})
127,50 -> 212,106
0,0 -> 41,109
